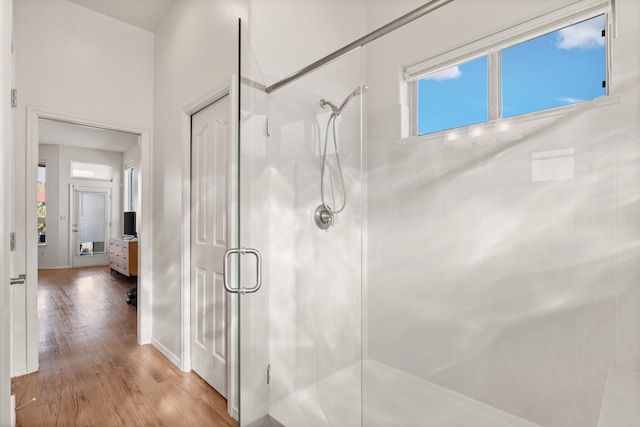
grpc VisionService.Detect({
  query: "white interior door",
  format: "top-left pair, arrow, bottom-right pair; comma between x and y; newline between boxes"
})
70,186 -> 111,268
190,94 -> 230,397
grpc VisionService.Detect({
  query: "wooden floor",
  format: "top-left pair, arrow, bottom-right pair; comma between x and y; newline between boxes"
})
14,266 -> 237,427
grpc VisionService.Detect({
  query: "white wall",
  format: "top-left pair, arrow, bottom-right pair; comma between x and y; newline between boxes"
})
13,0 -> 153,375
151,0 -> 247,365
38,144 -> 123,269
249,0 -> 367,87
265,57 -> 363,410
365,0 -> 640,425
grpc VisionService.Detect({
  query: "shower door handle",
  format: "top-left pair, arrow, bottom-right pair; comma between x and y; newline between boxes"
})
223,247 -> 262,294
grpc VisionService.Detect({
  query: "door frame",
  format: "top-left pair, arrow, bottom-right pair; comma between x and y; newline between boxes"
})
181,77 -> 238,418
1,0 -> 14,422
25,107 -> 152,374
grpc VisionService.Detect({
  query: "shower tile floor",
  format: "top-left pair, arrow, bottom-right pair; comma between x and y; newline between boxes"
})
597,368 -> 640,427
269,360 -> 540,426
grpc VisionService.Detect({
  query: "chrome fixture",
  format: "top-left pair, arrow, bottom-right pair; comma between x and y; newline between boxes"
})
319,99 -> 338,113
319,86 -> 368,117
315,85 -> 367,230
223,247 -> 262,294
10,274 -> 26,285
314,205 -> 334,230
338,85 -> 367,114
265,0 -> 454,94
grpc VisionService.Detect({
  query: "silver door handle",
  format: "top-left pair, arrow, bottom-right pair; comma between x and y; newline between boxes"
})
223,247 -> 262,294
10,274 -> 26,285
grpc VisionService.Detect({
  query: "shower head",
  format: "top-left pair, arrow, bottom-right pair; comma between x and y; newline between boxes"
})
337,85 -> 368,115
320,85 -> 368,116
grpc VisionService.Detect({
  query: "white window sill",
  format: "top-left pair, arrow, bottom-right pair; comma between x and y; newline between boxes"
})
397,95 -> 621,147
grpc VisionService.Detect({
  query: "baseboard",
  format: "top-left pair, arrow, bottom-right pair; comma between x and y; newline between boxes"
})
12,368 -> 28,377
151,338 -> 182,369
38,264 -> 111,270
37,265 -> 71,270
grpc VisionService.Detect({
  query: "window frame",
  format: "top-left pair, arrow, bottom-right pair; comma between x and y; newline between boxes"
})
404,0 -> 612,138
124,162 -> 135,213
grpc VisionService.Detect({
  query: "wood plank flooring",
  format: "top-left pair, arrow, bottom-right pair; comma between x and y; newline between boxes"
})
14,266 -> 237,427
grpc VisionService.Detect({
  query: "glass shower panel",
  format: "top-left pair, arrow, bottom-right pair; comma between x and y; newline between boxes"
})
238,20 -> 270,427
237,22 -> 364,424
263,50 -> 364,426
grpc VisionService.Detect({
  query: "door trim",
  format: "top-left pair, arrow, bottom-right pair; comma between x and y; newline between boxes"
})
181,76 -> 238,418
25,107 -> 152,375
1,0 -> 14,421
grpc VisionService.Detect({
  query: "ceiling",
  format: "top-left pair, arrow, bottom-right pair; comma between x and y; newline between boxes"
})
39,119 -> 139,153
67,0 -> 177,33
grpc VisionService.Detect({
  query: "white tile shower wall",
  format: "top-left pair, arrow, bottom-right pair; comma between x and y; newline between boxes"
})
367,92 -> 633,427
267,53 -> 363,412
244,1 -> 366,421
611,0 -> 640,376
364,0 -> 639,425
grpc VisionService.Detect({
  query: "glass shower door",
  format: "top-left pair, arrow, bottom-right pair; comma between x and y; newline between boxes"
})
235,20 -> 271,426
234,20 -> 365,427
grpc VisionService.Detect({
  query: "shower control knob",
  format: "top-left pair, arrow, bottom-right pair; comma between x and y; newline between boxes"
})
314,205 -> 334,230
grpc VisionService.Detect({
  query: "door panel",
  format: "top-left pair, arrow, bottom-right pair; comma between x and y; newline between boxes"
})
70,186 -> 110,268
235,19 -> 366,426
190,94 -> 230,398
237,20 -> 271,426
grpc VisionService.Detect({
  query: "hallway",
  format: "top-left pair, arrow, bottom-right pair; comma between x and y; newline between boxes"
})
14,266 -> 236,426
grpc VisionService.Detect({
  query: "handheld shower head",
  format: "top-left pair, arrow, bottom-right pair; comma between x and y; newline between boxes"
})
337,85 -> 368,114
319,85 -> 368,116
315,85 -> 368,229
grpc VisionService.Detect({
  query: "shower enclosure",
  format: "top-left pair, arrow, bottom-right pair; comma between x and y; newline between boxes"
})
230,0 -> 640,425
235,21 -> 364,425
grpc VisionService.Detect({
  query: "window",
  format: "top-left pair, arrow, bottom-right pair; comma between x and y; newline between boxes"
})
407,3 -> 609,137
502,15 -> 606,118
124,164 -> 135,212
71,161 -> 113,181
417,56 -> 488,134
37,162 -> 46,244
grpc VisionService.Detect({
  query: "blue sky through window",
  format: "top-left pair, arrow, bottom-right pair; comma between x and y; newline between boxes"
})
502,15 -> 606,117
418,56 -> 488,135
417,14 -> 606,135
